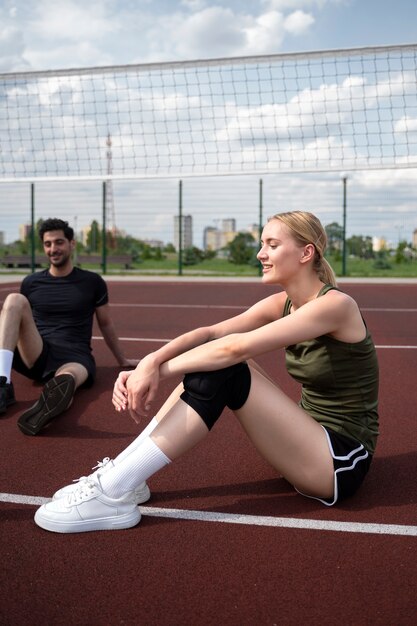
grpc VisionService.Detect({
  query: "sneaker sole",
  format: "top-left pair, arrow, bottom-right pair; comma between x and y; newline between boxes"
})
17,374 -> 75,436
34,507 -> 141,533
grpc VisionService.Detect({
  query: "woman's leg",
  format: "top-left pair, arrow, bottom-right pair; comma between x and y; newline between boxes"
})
234,366 -> 334,499
100,399 -> 208,498
111,381 -> 186,464
104,361 -> 333,499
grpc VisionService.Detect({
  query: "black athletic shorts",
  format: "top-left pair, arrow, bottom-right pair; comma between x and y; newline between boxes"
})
296,427 -> 373,506
13,339 -> 96,387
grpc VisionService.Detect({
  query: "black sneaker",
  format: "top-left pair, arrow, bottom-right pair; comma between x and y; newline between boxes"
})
0,376 -> 16,415
17,374 -> 75,435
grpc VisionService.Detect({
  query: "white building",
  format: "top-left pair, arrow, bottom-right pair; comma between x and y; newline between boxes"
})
372,236 -> 387,252
19,223 -> 32,241
174,215 -> 193,251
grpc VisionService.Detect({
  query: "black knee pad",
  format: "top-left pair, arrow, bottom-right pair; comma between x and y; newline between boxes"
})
180,362 -> 251,430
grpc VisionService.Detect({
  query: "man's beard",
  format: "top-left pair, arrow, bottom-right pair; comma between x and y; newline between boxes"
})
49,253 -> 70,267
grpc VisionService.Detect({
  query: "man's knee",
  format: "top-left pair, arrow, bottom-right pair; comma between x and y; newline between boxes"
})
180,363 -> 251,430
2,293 -> 30,315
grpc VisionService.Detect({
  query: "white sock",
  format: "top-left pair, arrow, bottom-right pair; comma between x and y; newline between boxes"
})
100,436 -> 170,499
113,417 -> 159,465
0,349 -> 14,383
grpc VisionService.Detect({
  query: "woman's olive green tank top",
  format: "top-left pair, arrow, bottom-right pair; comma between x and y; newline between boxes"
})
283,284 -> 379,454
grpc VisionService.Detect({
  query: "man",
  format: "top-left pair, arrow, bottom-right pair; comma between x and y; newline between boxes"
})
0,217 -> 137,435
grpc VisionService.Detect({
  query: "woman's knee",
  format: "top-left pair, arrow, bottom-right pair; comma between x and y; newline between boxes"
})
180,362 -> 251,430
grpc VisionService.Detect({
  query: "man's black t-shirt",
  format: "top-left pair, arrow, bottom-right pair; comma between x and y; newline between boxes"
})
20,267 -> 108,348
14,268 -> 109,383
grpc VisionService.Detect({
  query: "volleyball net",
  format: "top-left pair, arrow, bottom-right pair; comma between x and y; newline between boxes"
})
1,43 -> 417,182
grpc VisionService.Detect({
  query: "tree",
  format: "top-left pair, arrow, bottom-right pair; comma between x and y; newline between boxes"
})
325,222 -> 343,253
395,240 -> 413,263
347,235 -> 373,259
86,220 -> 101,253
183,246 -> 204,266
227,232 -> 256,265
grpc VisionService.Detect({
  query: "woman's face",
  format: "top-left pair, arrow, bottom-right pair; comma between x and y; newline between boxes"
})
257,219 -> 306,284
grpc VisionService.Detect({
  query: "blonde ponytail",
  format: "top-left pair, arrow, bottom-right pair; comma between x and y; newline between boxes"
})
316,256 -> 337,287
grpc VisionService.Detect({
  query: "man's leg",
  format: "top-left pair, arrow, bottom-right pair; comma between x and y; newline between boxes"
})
17,362 -> 88,435
0,294 -> 43,414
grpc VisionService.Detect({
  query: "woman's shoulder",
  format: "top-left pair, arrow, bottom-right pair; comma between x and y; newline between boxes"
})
321,286 -> 357,308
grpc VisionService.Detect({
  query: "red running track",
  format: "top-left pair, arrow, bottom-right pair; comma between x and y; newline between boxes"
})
0,279 -> 416,626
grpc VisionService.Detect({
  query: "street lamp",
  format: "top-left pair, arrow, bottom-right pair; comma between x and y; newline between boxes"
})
340,173 -> 348,276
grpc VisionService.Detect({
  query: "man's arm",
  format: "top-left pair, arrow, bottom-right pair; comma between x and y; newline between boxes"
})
95,304 -> 138,367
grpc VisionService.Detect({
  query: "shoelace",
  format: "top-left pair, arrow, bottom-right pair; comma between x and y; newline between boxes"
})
71,457 -> 111,484
66,478 -> 97,505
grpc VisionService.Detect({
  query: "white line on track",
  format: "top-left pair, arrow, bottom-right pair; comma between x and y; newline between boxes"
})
110,304 -> 417,313
1,493 -> 415,536
93,336 -> 417,348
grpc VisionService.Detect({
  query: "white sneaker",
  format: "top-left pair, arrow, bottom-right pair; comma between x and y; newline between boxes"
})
52,457 -> 151,505
35,478 -> 141,533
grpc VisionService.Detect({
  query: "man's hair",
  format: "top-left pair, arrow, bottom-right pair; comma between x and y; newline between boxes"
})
38,218 -> 74,242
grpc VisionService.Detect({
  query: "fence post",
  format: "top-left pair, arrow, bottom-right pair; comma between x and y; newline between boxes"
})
102,181 -> 107,274
30,183 -> 36,273
178,180 -> 183,276
258,178 -> 263,276
341,174 -> 348,276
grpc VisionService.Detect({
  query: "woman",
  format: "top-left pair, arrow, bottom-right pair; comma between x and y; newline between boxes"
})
34,211 -> 379,533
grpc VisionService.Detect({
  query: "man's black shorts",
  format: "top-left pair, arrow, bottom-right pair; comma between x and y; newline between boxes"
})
13,339 -> 96,387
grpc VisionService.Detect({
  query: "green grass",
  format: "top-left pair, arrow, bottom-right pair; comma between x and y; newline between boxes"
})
328,256 -> 417,278
120,255 -> 417,278
2,254 -> 416,278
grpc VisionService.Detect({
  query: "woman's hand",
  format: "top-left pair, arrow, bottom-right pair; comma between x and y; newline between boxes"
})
124,357 -> 161,423
112,370 -> 134,413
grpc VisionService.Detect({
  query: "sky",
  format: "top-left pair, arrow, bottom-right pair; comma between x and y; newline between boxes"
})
0,0 -> 417,247
1,0 -> 417,72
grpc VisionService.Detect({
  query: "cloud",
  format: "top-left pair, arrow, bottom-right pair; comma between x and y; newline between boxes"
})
244,11 -> 286,54
263,0 -> 334,9
158,6 -> 316,60
284,10 -> 315,34
0,24 -> 27,71
29,0 -> 117,42
174,7 -> 247,58
0,1 -> 322,72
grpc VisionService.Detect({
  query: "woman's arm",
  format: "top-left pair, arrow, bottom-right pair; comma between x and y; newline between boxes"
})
123,292 -> 286,419
160,290 -> 362,379
126,291 -> 357,418
143,291 -> 286,370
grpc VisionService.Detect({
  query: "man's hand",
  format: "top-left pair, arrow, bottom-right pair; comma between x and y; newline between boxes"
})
119,357 -> 140,368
